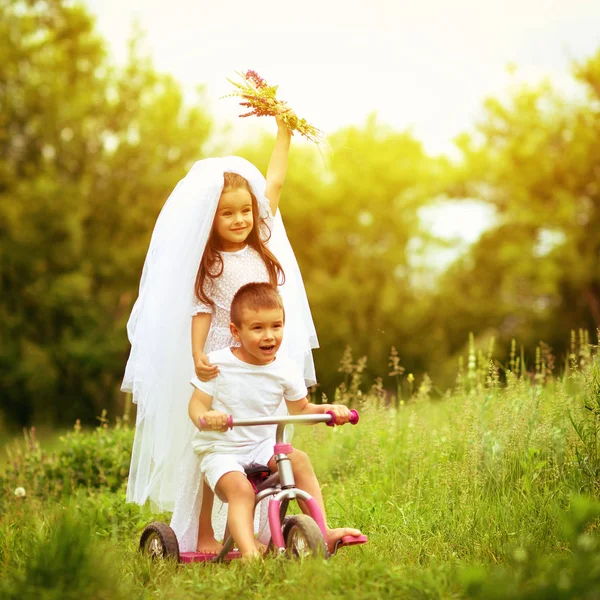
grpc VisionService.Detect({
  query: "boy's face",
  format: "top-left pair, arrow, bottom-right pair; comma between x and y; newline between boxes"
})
230,307 -> 284,365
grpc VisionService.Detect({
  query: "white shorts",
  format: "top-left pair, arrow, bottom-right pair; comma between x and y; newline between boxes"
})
198,438 -> 275,502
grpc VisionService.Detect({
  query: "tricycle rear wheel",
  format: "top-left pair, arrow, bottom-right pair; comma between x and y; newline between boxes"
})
282,515 -> 329,559
139,522 -> 180,562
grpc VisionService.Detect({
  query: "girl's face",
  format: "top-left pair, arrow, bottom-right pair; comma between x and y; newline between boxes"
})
213,188 -> 254,251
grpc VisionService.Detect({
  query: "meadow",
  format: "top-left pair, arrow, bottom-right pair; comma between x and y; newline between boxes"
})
1,336 -> 600,599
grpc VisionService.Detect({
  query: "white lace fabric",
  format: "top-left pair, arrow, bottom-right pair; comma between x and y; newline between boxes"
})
193,245 -> 270,353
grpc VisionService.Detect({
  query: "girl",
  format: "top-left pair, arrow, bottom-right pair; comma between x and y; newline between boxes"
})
122,116 -> 318,553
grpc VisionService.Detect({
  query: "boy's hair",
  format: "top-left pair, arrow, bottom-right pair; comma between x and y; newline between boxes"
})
230,282 -> 285,327
195,173 -> 285,308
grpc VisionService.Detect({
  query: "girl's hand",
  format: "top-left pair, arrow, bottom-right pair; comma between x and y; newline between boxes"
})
194,353 -> 219,381
198,410 -> 230,432
276,109 -> 295,131
327,404 -> 351,425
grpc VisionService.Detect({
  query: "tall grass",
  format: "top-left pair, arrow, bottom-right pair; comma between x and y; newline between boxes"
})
1,333 -> 599,598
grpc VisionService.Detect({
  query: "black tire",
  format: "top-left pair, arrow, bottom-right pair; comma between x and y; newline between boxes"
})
282,514 -> 329,559
139,522 -> 180,562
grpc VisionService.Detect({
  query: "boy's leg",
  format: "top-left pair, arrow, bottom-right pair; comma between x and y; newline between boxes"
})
271,450 -> 361,554
215,472 -> 261,559
196,481 -> 222,553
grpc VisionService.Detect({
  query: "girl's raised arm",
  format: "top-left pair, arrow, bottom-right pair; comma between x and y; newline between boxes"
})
265,115 -> 292,216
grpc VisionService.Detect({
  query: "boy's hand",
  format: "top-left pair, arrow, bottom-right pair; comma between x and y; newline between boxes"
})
198,410 -> 230,432
194,353 -> 219,381
327,404 -> 351,425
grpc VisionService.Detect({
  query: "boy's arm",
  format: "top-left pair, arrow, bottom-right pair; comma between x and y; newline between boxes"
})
285,397 -> 351,425
188,388 -> 229,432
265,115 -> 292,216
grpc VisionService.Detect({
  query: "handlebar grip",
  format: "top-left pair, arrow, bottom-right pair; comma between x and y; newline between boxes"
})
326,409 -> 359,427
198,415 -> 233,430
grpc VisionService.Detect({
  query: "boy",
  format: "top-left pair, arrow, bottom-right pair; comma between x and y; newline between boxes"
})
188,282 -> 361,559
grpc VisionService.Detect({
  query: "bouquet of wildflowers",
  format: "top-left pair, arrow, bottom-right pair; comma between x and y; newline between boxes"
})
224,70 -> 323,144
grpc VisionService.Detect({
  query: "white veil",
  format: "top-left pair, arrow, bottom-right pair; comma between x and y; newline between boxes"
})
122,156 -> 318,517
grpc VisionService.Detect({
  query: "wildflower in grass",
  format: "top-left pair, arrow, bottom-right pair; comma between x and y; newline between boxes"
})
509,338 -> 517,373
407,372 -> 415,397
570,329 -> 578,371
467,332 -> 477,385
223,70 -> 323,144
388,346 -> 404,377
535,346 -> 546,386
486,359 -> 500,389
417,373 -> 432,401
14,487 -> 26,498
456,355 -> 465,393
486,336 -> 495,364
369,377 -> 386,407
579,328 -> 591,368
388,346 -> 405,407
539,341 -> 555,378
338,345 -> 354,376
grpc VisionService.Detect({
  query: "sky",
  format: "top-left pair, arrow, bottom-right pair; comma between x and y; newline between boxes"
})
85,0 -> 600,155
83,0 -> 600,255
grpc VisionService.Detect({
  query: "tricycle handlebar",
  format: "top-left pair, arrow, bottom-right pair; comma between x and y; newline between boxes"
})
199,409 -> 359,431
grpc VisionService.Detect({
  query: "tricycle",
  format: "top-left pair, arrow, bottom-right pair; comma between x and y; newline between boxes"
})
139,410 -> 367,562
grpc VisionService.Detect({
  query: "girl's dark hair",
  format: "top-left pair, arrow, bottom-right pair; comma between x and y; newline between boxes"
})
194,172 -> 285,307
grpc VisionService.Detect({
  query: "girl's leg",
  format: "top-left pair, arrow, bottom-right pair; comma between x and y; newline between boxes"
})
196,481 -> 222,553
273,450 -> 361,553
215,472 -> 260,559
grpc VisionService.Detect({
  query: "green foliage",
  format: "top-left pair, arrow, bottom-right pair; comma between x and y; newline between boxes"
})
568,356 -> 600,494
0,357 -> 600,597
0,502 -> 129,600
462,497 -> 600,599
0,412 -> 134,501
0,0 -> 213,426
436,49 -> 600,376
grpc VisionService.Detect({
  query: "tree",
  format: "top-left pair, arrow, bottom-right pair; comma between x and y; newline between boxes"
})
0,0 -> 212,425
436,50 -> 600,374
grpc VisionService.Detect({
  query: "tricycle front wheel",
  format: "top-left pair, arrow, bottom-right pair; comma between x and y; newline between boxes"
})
283,515 -> 329,559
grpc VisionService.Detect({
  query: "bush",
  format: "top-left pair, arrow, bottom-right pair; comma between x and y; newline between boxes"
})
462,496 -> 600,599
0,412 -> 133,502
0,504 -> 129,600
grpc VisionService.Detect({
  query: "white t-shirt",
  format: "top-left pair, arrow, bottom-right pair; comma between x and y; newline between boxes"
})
190,347 -> 308,455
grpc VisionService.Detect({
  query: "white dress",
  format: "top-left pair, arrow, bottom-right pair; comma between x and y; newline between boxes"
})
170,244 -> 279,552
192,245 -> 270,352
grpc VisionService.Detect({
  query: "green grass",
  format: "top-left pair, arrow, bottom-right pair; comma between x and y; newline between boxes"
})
0,426 -> 72,470
1,354 -> 600,599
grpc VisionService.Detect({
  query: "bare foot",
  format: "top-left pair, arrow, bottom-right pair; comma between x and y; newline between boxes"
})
254,540 -> 267,555
196,536 -> 222,554
326,527 -> 362,554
